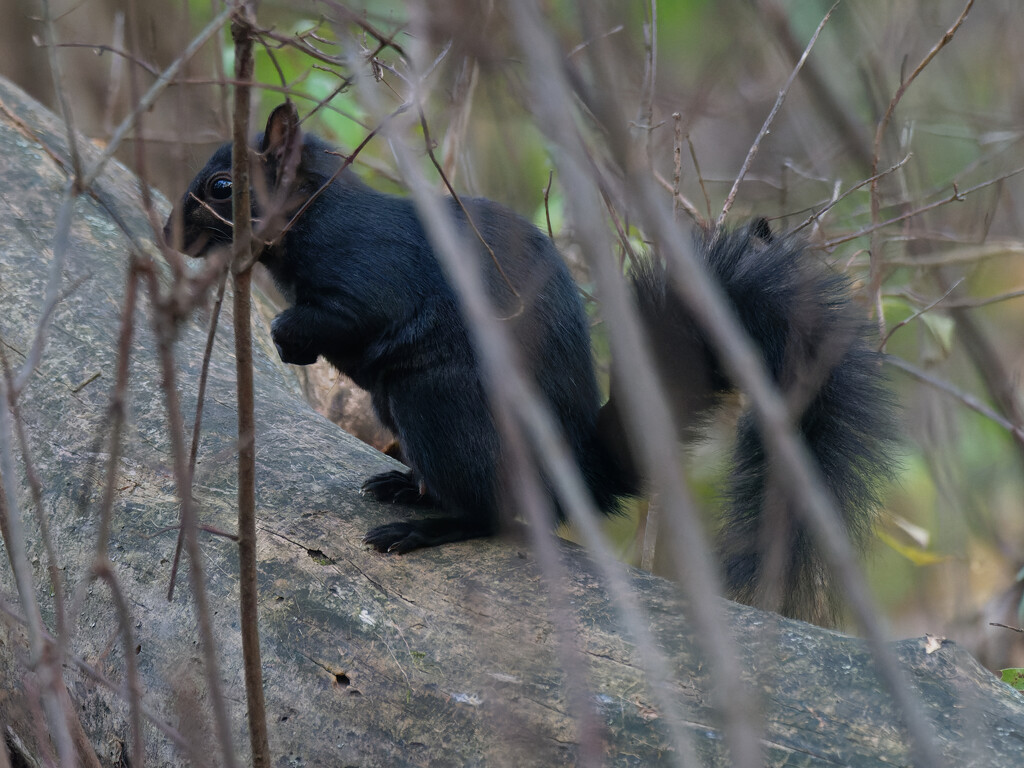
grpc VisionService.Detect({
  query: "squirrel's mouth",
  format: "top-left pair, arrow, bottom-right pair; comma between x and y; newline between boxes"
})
162,216 -> 228,259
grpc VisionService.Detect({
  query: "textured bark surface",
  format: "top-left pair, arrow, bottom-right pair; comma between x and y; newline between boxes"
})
0,76 -> 1021,767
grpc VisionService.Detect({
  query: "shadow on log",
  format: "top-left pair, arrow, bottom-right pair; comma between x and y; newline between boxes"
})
0,77 -> 1021,767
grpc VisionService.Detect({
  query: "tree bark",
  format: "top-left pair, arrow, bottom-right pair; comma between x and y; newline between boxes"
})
0,76 -> 1020,767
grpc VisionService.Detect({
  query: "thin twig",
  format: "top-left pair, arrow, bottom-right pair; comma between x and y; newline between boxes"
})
543,170 -> 556,240
825,168 -> 1024,249
0,359 -> 76,767
868,0 -> 975,327
93,564 -> 144,768
566,24 -> 626,59
417,108 -> 522,307
49,39 -> 160,77
941,286 -> 1024,309
990,622 -> 1024,633
321,0 -> 409,59
792,154 -> 913,234
554,1 -> 945,760
267,104 -> 408,256
753,0 -> 875,172
93,261 -> 149,740
636,0 -> 657,165
0,353 -> 66,644
0,595 -> 191,750
867,238 -> 1024,268
717,2 -> 838,227
886,355 -> 1024,444
40,0 -> 83,181
879,278 -> 963,351
511,2 -> 746,764
687,134 -> 712,222
230,6 -> 272,766
671,112 -> 682,219
12,181 -> 75,395
142,264 -> 239,768
169,260 -> 230,601
79,5 -> 234,193
439,55 -> 478,186
653,169 -> 703,222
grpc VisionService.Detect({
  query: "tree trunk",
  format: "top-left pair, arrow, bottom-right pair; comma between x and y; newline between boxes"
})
0,76 -> 1020,767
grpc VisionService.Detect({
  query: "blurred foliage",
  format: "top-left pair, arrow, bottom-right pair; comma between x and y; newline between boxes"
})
3,0 -> 1023,667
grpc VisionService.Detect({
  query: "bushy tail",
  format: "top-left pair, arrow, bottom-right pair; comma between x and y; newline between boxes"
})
611,222 -> 897,624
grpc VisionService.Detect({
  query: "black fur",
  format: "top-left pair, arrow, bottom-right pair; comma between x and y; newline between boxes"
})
165,102 -> 896,623
631,228 -> 898,622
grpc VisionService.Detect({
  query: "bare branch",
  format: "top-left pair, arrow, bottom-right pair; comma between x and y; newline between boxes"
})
0,355 -> 76,766
39,0 -> 83,181
879,278 -> 963,351
79,5 -> 234,193
717,2 -> 838,227
230,6 -> 272,766
868,0 -> 975,327
141,263 -> 239,768
886,355 -> 1024,445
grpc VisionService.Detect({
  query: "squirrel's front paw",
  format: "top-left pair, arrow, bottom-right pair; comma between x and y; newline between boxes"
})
271,314 -> 319,365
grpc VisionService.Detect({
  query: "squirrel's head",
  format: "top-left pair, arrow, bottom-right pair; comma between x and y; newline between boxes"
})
163,101 -> 303,257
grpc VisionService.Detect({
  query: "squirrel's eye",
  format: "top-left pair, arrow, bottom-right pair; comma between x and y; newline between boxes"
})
207,176 -> 232,201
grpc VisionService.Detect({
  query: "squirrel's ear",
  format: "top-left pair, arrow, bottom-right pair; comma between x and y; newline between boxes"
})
260,101 -> 301,160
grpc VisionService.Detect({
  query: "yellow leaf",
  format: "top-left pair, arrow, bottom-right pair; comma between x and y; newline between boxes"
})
877,529 -> 950,566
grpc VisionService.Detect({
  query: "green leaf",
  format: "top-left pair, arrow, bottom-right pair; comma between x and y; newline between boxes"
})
876,529 -> 949,566
1000,668 -> 1024,691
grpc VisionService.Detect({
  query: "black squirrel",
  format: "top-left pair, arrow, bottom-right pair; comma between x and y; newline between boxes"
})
165,102 -> 896,623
